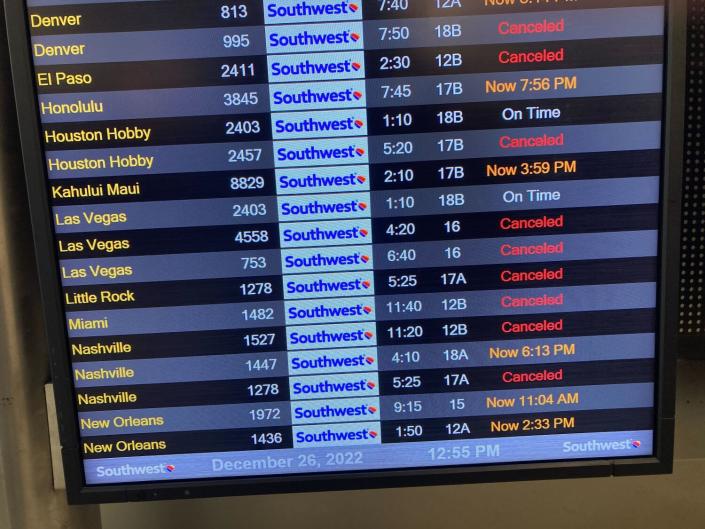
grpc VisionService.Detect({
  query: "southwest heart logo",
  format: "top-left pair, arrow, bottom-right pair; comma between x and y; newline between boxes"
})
166,465 -> 175,472
349,3 -> 359,12
354,119 -> 364,128
363,306 -> 373,314
358,202 -> 368,210
365,356 -> 375,364
356,175 -> 367,183
632,440 -> 642,448
362,280 -> 371,288
364,331 -> 374,339
368,430 -> 378,438
356,148 -> 366,157
368,405 -> 378,413
353,91 -> 363,100
366,380 -> 376,389
351,32 -> 361,42
361,255 -> 370,263
352,62 -> 362,71
360,229 -> 369,237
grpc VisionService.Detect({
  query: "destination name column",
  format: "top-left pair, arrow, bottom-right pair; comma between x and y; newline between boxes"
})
30,0 -> 301,461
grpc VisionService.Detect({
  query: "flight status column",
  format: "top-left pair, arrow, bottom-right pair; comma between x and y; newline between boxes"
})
25,0 -> 665,485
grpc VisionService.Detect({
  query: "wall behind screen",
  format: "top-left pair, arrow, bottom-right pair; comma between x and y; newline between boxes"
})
680,0 -> 705,358
0,446 -> 10,529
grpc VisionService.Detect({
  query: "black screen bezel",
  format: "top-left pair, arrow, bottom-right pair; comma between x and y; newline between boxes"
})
2,0 -> 685,504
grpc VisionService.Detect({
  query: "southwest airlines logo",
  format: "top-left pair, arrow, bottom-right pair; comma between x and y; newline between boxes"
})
265,1 -> 362,24
95,463 -> 174,478
280,198 -> 367,217
296,427 -> 377,443
278,170 -> 367,192
286,299 -> 374,324
285,275 -> 372,296
281,224 -> 369,246
268,52 -> 365,83
293,422 -> 381,447
276,143 -> 366,164
293,402 -> 378,421
283,249 -> 371,271
271,58 -> 362,77
291,377 -> 377,396
289,327 -> 374,346
268,29 -> 362,49
274,115 -> 365,136
276,165 -> 369,195
287,322 -> 377,349
271,86 -> 363,107
272,109 -> 367,140
287,347 -> 378,374
562,439 -> 645,453
290,352 -> 375,371
278,193 -> 370,220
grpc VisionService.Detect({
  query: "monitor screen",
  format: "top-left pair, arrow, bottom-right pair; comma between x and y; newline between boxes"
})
5,0 -> 682,503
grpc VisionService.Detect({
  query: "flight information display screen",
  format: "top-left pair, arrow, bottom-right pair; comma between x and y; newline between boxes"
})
9,0 -> 681,502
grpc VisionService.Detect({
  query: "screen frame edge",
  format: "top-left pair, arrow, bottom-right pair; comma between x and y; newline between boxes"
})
2,0 -> 684,504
